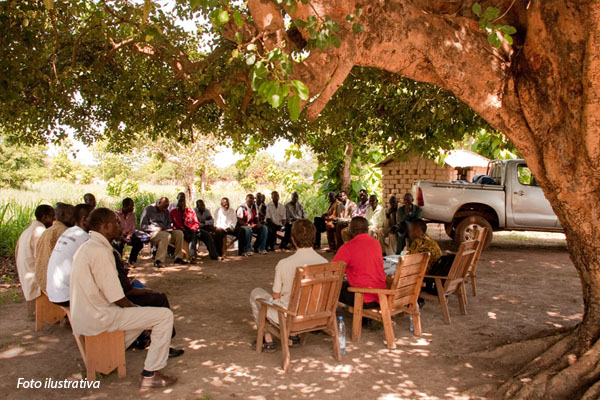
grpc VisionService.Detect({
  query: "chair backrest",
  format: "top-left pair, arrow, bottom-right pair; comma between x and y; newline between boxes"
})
468,227 -> 487,273
286,261 -> 346,333
444,240 -> 479,293
389,253 -> 430,311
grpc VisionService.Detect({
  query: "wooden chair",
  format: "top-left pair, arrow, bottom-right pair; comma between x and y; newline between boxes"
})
60,306 -> 126,380
255,261 -> 346,372
35,291 -> 66,331
348,253 -> 430,349
467,227 -> 487,296
420,240 -> 479,324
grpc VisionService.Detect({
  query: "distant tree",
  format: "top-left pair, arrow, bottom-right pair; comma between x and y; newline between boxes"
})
0,137 -> 46,188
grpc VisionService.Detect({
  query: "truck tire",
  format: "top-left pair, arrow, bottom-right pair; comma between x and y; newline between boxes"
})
444,223 -> 455,239
454,216 -> 493,249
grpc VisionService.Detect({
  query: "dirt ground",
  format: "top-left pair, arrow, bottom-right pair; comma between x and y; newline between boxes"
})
0,226 -> 580,400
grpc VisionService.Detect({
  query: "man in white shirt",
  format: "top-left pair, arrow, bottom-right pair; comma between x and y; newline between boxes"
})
70,208 -> 177,388
15,205 -> 55,314
249,219 -> 328,352
266,191 -> 287,251
213,197 -> 238,258
365,195 -> 386,253
46,204 -> 92,306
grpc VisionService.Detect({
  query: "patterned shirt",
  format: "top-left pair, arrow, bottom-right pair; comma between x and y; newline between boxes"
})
408,233 -> 442,270
115,209 -> 136,239
339,200 -> 356,222
353,201 -> 369,218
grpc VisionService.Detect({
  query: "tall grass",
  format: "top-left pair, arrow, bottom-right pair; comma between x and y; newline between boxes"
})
0,201 -> 40,257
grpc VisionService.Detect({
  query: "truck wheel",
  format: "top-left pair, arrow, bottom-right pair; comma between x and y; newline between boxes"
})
444,223 -> 455,239
454,216 -> 493,249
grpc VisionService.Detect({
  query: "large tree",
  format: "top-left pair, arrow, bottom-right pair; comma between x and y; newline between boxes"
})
1,1 -> 599,397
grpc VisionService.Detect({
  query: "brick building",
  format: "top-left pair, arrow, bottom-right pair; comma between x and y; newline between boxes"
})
377,150 -> 490,201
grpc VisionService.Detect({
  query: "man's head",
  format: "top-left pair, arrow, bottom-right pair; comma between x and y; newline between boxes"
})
88,208 -> 121,241
291,219 -> 317,249
121,198 -> 134,214
403,193 -> 414,207
349,217 -> 369,238
389,196 -> 398,209
83,193 -> 96,209
176,192 -> 185,202
246,193 -> 255,207
369,195 -> 378,210
221,197 -> 230,210
74,204 -> 93,232
290,192 -> 299,204
359,189 -> 368,203
55,203 -> 76,227
157,197 -> 169,211
34,205 -> 55,228
256,193 -> 265,205
339,191 -> 348,202
196,200 -> 206,212
327,191 -> 337,203
271,191 -> 280,203
408,219 -> 428,241
177,197 -> 186,210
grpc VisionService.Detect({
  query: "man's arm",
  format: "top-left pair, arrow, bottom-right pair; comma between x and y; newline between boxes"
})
236,207 -> 247,226
125,287 -> 153,297
114,297 -> 135,307
140,207 -> 151,232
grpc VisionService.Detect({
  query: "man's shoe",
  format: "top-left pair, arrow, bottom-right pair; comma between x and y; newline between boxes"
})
189,256 -> 196,264
154,260 -> 163,268
289,335 -> 301,348
417,297 -> 426,308
259,250 -> 268,255
139,371 -> 177,388
251,339 -> 276,353
168,347 -> 185,358
245,252 -> 253,257
174,258 -> 188,265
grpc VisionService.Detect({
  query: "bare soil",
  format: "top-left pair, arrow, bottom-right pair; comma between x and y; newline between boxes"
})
0,227 -> 579,399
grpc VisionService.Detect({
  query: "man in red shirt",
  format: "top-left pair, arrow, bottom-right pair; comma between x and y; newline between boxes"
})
333,217 -> 387,308
170,197 -> 219,263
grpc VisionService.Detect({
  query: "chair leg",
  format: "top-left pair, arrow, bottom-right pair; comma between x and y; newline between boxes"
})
278,312 -> 290,372
457,283 -> 467,315
330,316 -> 342,361
378,295 -> 396,349
256,304 -> 267,354
351,293 -> 364,343
435,278 -> 451,324
299,333 -> 308,346
86,366 -> 96,381
471,273 -> 477,296
411,309 -> 422,336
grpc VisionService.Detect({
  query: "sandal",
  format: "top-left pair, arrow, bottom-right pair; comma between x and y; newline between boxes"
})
251,339 -> 276,353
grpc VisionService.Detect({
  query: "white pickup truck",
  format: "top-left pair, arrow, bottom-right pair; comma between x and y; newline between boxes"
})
413,159 -> 562,248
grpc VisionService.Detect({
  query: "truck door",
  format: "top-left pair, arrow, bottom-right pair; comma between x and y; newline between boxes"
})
509,162 -> 558,228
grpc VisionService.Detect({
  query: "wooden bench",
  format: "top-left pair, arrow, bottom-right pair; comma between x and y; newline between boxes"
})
35,291 -> 66,331
60,306 -> 126,380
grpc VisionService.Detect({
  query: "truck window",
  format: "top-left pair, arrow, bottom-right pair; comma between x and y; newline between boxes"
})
517,165 -> 538,186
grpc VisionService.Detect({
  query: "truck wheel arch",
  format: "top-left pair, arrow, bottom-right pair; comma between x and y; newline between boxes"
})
449,203 -> 498,249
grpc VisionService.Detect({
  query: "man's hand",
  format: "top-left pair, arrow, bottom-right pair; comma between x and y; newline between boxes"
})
114,297 -> 135,308
272,292 -> 281,300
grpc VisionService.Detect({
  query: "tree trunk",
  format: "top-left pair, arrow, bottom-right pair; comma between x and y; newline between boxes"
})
200,167 -> 207,194
340,143 -> 353,193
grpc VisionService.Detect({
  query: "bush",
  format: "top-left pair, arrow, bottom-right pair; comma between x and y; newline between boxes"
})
0,201 -> 42,257
106,176 -> 139,197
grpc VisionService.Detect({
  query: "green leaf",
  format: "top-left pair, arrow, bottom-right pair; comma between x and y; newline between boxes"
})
497,25 -> 517,35
487,33 -> 502,48
352,23 -> 365,34
234,31 -> 243,44
482,7 -> 500,21
217,9 -> 229,25
472,2 -> 482,16
291,80 -> 309,101
190,0 -> 203,10
233,10 -> 244,27
287,95 -> 300,120
346,14 -> 354,22
503,33 -> 513,45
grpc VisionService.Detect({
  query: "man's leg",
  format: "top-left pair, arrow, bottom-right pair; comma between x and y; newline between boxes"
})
129,292 -> 175,337
114,307 -> 174,373
242,226 -> 253,253
254,225 -> 268,252
281,223 -> 292,248
198,230 -> 219,260
387,233 -> 398,255
188,234 -> 198,259
338,281 -> 355,306
335,223 -> 347,249
266,222 -> 275,251
115,240 -> 125,255
326,223 -> 337,250
169,230 -> 184,260
313,217 -> 325,247
214,229 -> 225,257
151,231 -> 170,263
249,288 -> 278,343
129,235 -> 144,264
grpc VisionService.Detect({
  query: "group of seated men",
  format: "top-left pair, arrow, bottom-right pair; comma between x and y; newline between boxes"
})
15,193 -> 183,388
313,190 -> 429,256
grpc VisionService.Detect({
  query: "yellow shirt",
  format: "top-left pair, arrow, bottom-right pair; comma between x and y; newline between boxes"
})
70,231 -> 126,336
34,221 -> 67,291
408,234 -> 442,270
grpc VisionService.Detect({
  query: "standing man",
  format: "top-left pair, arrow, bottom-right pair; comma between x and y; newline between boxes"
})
214,197 -> 238,258
237,194 -> 268,256
334,191 -> 356,249
283,192 -> 304,250
265,191 -> 287,251
393,193 -> 423,253
15,205 -> 55,314
70,208 -> 178,388
46,204 -> 92,307
365,195 -> 386,250
140,197 -> 186,268
115,198 -> 144,267
193,200 -> 219,261
83,193 -> 97,210
313,192 -> 341,250
35,203 -> 75,292
382,196 -> 399,255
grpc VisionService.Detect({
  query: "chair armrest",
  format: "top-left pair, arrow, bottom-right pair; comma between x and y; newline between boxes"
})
424,274 -> 448,279
348,286 -> 396,295
256,298 -> 296,316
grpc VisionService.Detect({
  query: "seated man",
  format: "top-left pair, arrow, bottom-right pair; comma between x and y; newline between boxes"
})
140,197 -> 186,268
112,247 -> 184,358
313,192 -> 341,250
381,196 -> 399,255
340,189 -> 369,243
255,193 -> 267,225
249,219 -> 327,351
190,199 -> 219,260
213,197 -> 238,258
168,192 -> 185,211
83,193 -> 97,210
46,204 -> 92,307
171,198 -> 219,262
407,219 -> 442,271
265,191 -> 287,251
365,195 -> 386,248
284,191 -> 304,250
333,191 -> 356,250
35,203 -> 75,292
15,205 -> 55,313
237,194 -> 268,256
70,208 -> 178,388
333,217 -> 388,309
115,198 -> 144,267
392,193 -> 423,253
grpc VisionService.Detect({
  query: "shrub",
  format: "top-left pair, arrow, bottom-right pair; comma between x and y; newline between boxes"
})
106,176 -> 139,197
